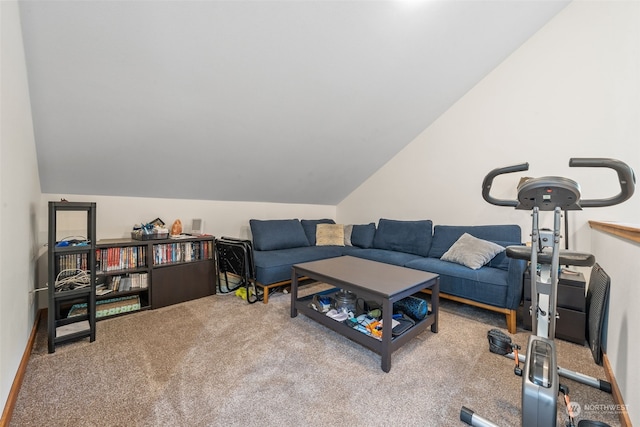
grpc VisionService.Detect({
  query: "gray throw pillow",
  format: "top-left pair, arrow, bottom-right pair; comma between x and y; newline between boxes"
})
343,224 -> 353,246
441,233 -> 505,270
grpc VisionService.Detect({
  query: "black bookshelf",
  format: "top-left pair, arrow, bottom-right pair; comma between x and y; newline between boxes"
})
97,236 -> 216,311
47,201 -> 97,353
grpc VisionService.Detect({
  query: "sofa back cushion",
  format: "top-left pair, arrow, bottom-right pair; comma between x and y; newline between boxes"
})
301,219 -> 335,245
350,223 -> 376,248
428,224 -> 522,260
487,240 -> 522,270
250,219 -> 310,251
372,218 -> 433,257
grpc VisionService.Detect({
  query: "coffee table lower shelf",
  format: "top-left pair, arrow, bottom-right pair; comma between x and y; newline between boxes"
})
294,289 -> 438,360
290,256 -> 440,372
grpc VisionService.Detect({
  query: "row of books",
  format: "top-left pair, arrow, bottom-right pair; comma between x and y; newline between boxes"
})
96,246 -> 147,272
153,240 -> 214,265
97,273 -> 149,295
68,295 -> 141,319
57,253 -> 88,275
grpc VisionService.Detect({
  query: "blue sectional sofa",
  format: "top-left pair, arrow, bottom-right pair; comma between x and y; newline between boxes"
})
249,218 -> 526,333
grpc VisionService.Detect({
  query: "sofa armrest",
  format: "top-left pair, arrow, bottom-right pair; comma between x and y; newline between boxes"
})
505,257 -> 527,309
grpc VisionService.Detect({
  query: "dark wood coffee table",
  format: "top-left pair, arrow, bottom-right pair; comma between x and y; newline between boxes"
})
290,255 -> 439,372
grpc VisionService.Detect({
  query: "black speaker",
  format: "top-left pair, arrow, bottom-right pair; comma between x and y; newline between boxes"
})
586,263 -> 610,365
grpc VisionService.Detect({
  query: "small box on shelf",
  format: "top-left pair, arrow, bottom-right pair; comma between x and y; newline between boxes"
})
131,230 -> 169,241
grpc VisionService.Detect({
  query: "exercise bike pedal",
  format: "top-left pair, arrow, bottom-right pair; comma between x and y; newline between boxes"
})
576,421 -> 611,427
487,328 -> 513,355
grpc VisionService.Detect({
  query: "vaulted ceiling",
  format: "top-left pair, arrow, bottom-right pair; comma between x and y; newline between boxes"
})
20,0 -> 570,205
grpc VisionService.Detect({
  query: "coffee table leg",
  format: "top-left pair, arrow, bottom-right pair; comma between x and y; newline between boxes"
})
290,269 -> 299,318
431,279 -> 439,333
381,297 -> 393,372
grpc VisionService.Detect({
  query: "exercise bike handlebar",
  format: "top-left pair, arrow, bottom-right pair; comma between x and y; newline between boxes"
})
482,158 -> 635,209
568,157 -> 636,207
481,163 -> 529,207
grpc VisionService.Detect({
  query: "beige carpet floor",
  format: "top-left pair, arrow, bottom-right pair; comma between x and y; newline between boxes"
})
11,283 -> 621,426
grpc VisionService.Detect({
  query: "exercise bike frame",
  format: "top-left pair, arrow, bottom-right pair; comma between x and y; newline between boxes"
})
462,158 -> 635,427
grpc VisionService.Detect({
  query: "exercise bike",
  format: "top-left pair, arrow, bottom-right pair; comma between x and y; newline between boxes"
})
461,158 -> 635,427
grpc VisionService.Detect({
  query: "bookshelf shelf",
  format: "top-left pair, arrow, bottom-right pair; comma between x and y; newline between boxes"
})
98,267 -> 148,276
153,259 -> 211,269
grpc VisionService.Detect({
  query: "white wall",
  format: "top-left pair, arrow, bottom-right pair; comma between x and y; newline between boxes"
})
0,0 -> 42,415
338,1 -> 639,423
38,194 -> 335,244
591,229 -> 639,424
338,0 -> 639,247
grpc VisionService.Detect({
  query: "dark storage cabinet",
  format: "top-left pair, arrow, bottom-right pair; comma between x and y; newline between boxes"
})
152,260 -> 215,308
150,237 -> 216,308
523,270 -> 586,345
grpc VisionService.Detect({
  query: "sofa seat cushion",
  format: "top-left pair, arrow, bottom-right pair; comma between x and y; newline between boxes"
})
428,225 -> 521,259
253,246 -> 344,285
343,247 -> 424,266
404,257 -> 512,309
372,218 -> 433,257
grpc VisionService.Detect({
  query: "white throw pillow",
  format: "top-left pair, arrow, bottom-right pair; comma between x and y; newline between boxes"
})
441,233 -> 505,270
